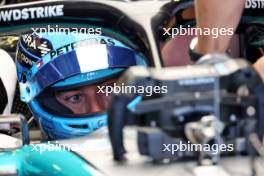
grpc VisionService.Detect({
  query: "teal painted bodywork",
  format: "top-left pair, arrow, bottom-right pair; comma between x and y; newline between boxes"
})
0,144 -> 102,176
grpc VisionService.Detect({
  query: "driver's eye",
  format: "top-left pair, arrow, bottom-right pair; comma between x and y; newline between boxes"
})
65,94 -> 83,104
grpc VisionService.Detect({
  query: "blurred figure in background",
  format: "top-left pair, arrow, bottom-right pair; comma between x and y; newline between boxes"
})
193,0 -> 264,79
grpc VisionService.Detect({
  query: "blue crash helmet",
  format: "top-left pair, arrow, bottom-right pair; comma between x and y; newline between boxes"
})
16,31 -> 148,139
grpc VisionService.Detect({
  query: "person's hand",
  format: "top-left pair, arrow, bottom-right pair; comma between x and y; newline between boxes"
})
195,0 -> 245,54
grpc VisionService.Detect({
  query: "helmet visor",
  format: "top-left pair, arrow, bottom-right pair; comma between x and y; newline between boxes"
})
18,44 -> 139,102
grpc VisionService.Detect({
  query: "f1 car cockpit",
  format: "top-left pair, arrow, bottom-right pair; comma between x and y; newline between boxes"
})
0,0 -> 263,176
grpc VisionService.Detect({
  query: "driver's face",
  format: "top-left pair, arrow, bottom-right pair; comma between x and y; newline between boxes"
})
55,78 -> 117,114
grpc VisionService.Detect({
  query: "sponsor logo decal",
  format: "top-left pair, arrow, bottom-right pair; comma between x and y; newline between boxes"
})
37,41 -> 51,57
0,5 -> 64,22
21,34 -> 53,57
17,49 -> 38,69
50,38 -> 116,58
245,0 -> 264,8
